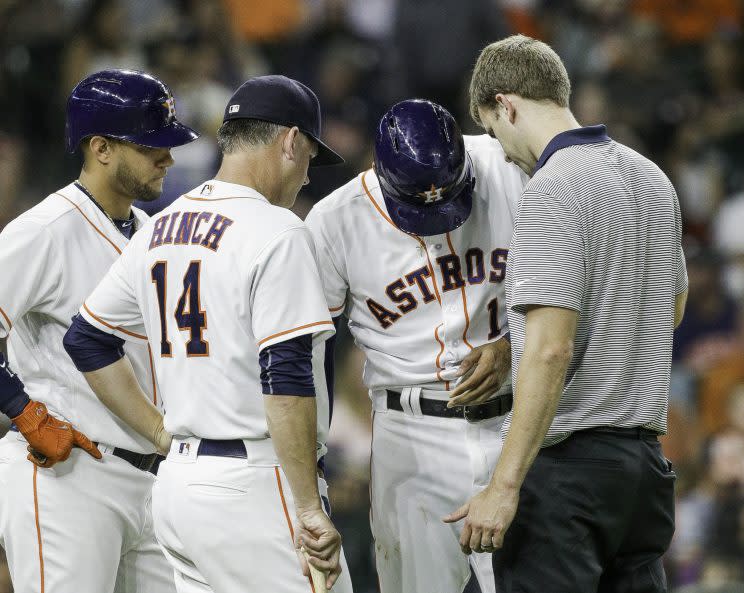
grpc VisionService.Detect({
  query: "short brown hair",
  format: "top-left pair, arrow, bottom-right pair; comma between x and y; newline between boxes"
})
469,35 -> 571,125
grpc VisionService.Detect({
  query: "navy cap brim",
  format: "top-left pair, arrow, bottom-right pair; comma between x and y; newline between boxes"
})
121,119 -> 199,149
308,135 -> 344,167
382,175 -> 474,236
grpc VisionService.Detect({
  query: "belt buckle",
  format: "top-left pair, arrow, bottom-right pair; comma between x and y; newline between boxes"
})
463,405 -> 480,423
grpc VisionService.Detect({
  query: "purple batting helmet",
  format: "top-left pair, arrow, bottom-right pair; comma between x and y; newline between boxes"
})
65,69 -> 199,153
374,99 -> 475,236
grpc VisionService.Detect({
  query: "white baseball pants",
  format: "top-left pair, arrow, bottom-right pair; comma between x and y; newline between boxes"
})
370,397 -> 505,593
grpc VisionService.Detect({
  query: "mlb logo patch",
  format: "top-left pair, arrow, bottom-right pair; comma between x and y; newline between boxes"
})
178,442 -> 191,455
228,104 -> 240,114
201,183 -> 213,196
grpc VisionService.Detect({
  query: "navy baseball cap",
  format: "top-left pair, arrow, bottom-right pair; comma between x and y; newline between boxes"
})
223,75 -> 344,167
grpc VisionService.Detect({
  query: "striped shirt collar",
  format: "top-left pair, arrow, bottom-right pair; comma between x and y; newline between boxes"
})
533,125 -> 611,175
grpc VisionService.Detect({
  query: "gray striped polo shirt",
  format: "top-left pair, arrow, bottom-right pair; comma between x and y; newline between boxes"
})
504,125 -> 688,447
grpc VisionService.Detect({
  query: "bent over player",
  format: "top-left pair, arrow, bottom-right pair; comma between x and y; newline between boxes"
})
0,69 -> 197,592
305,99 -> 527,593
64,75 -> 354,593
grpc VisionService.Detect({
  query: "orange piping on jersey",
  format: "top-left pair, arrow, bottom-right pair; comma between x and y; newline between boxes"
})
275,467 -> 316,593
329,303 -> 345,313
33,465 -> 45,593
56,194 -> 122,255
0,305 -> 11,332
147,344 -> 157,405
434,324 -> 445,383
83,303 -> 147,340
445,232 -> 474,350
413,237 -> 442,305
257,320 -> 334,347
361,170 -> 398,230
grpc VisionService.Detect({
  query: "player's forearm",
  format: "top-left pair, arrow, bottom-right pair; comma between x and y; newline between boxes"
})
83,356 -> 168,452
264,395 -> 322,512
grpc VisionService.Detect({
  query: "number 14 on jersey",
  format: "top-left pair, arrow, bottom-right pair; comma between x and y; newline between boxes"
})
151,260 -> 209,357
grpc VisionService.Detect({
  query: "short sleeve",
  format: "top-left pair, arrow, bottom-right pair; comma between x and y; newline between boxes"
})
0,219 -> 62,338
304,207 -> 349,317
79,244 -> 147,343
251,226 -> 335,351
509,187 -> 585,313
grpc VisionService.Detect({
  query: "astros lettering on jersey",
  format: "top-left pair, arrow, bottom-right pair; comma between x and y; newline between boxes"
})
306,134 -> 527,392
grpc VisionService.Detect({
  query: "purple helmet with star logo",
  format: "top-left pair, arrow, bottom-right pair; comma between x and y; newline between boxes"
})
65,69 -> 198,153
374,99 -> 475,236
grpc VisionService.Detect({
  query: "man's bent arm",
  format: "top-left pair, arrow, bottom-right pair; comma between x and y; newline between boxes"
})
489,305 -> 576,491
82,357 -> 169,453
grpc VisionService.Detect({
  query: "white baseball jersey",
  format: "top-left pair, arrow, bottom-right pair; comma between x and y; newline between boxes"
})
305,135 -> 528,393
81,179 -> 335,449
0,182 -> 158,453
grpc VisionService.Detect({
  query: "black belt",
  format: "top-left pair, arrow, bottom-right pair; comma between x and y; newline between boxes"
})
197,438 -> 247,458
109,448 -> 162,473
11,425 -> 162,474
386,390 -> 512,421
584,426 -> 660,440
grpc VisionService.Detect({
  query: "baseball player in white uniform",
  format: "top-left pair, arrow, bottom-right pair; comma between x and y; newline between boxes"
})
63,75 -> 354,593
0,69 -> 198,592
305,100 -> 528,593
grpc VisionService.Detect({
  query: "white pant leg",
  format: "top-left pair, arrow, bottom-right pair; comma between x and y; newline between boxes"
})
116,490 -> 177,593
3,444 -> 175,593
152,454 -> 354,593
371,409 -> 504,593
0,433 -> 25,550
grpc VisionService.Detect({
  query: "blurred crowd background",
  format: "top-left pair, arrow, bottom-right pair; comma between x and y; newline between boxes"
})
1,0 -> 744,591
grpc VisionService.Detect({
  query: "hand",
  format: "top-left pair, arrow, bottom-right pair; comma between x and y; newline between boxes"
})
448,339 -> 511,407
295,506 -> 343,589
153,422 -> 172,455
443,484 -> 519,555
13,401 -> 101,468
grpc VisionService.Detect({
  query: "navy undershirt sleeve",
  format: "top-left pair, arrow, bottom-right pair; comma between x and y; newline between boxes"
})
0,353 -> 30,418
63,314 -> 126,372
260,334 -> 315,397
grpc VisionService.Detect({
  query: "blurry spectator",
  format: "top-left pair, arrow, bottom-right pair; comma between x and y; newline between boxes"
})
393,0 -> 507,118
674,250 -> 738,362
632,0 -> 742,46
714,192 -> 744,301
61,0 -> 147,95
136,35 -> 233,213
222,0 -> 307,41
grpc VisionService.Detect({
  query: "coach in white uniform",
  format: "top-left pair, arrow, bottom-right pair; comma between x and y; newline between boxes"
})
305,100 -> 527,593
452,35 -> 689,593
64,75 -> 354,593
0,69 -> 198,592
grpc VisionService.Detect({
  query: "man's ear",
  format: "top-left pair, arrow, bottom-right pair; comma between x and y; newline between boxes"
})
281,126 -> 301,162
495,94 -> 516,124
87,136 -> 116,164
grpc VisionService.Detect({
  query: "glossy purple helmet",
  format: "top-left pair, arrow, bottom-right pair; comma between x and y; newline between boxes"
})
65,69 -> 199,153
374,100 -> 474,236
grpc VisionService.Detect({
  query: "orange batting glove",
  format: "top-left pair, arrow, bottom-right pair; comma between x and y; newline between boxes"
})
12,400 -> 102,468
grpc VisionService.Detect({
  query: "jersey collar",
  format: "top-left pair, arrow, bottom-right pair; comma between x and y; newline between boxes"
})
186,179 -> 269,202
533,124 -> 611,175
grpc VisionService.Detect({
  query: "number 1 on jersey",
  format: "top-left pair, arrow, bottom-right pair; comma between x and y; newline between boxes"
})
151,260 -> 209,357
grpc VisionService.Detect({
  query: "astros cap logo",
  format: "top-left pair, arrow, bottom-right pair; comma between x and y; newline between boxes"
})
162,96 -> 176,121
418,184 -> 445,204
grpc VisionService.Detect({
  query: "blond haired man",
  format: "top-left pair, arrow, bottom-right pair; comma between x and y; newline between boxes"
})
445,35 -> 688,593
